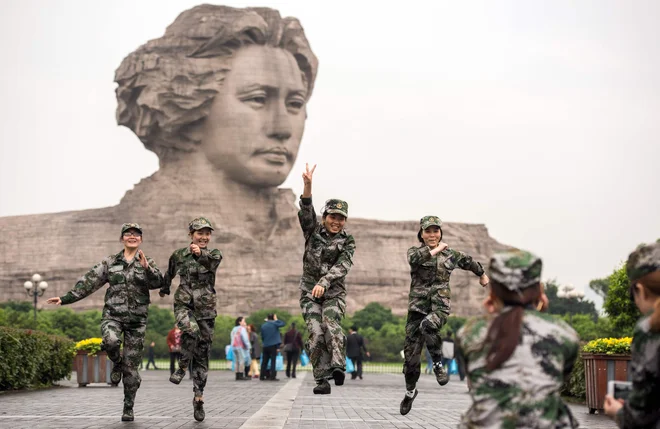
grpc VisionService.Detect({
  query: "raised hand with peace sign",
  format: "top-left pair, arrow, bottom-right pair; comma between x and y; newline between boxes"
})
301,163 -> 316,198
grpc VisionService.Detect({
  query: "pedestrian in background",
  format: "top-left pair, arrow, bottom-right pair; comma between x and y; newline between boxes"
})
283,322 -> 303,378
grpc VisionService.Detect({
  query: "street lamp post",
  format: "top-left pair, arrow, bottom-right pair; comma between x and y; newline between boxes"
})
23,273 -> 49,324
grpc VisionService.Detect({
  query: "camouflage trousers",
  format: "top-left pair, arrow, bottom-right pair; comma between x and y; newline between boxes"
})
100,318 -> 146,407
175,307 -> 215,396
300,291 -> 346,382
402,309 -> 448,391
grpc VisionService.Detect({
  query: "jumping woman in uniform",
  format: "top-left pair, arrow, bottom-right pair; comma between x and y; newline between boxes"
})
159,217 -> 222,422
298,163 -> 356,395
400,216 -> 489,415
47,223 -> 163,422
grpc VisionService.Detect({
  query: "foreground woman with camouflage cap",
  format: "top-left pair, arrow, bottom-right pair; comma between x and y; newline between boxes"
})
159,217 -> 222,422
400,215 -> 489,415
604,240 -> 660,428
298,163 -> 356,395
47,223 -> 163,422
456,250 -> 580,428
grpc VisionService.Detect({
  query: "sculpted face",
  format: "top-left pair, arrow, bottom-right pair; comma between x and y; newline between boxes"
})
201,44 -> 308,187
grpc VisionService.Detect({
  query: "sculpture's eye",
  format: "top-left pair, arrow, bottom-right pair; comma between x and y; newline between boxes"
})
240,90 -> 268,109
286,96 -> 305,113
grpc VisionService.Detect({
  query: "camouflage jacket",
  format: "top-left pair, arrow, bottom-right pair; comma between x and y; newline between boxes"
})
60,250 -> 163,323
456,309 -> 580,429
160,246 -> 222,320
615,315 -> 660,429
298,196 -> 355,298
407,245 -> 484,315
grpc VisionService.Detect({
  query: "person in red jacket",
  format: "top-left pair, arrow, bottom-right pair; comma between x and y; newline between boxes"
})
166,325 -> 182,375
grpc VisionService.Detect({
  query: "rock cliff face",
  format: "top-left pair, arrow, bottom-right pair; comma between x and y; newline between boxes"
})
0,189 -> 510,317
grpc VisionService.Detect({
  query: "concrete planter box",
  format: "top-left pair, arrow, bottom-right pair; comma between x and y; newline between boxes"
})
582,353 -> 631,414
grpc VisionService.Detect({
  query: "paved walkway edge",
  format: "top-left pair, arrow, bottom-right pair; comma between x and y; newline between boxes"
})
240,373 -> 306,429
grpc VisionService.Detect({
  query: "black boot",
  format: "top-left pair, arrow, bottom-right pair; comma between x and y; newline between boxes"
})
110,358 -> 123,386
313,379 -> 331,394
169,367 -> 186,385
193,398 -> 205,422
433,362 -> 449,386
332,369 -> 345,386
400,389 -> 418,415
122,391 -> 136,421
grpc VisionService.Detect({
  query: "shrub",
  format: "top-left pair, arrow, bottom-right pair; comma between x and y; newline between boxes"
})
0,327 -> 74,390
582,337 -> 632,355
561,350 -> 586,400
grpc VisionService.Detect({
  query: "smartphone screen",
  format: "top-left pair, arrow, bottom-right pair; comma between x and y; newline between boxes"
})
609,381 -> 633,401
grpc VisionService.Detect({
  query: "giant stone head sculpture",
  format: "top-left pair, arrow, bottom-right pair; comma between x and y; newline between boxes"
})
115,5 -> 318,188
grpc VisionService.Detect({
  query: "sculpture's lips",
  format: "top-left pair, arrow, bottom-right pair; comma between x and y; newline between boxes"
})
255,148 -> 291,165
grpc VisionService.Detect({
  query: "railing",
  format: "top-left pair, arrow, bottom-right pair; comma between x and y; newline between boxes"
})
141,358 -> 409,373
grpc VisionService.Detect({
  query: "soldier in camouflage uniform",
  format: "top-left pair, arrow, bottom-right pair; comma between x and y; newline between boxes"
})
298,164 -> 356,395
159,217 -> 222,422
47,223 -> 163,422
604,240 -> 660,428
455,250 -> 580,428
400,215 -> 489,415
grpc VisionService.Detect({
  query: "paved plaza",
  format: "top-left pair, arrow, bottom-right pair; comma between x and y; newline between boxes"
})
0,371 -> 616,429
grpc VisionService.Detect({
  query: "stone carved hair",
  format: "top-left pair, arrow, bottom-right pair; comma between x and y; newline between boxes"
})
114,5 -> 318,159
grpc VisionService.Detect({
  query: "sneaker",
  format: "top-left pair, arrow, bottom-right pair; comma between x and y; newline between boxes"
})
400,389 -> 418,415
313,380 -> 331,394
433,362 -> 449,386
193,398 -> 205,422
332,369 -> 345,386
110,360 -> 123,386
169,368 -> 186,385
121,405 -> 134,422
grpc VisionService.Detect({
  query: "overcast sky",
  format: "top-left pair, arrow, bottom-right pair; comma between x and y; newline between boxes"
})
1,0 -> 659,308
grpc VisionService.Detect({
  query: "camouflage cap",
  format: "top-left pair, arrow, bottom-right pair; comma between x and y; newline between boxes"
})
120,223 -> 143,234
323,199 -> 348,217
489,250 -> 542,291
626,240 -> 660,282
420,216 -> 442,230
188,217 -> 214,231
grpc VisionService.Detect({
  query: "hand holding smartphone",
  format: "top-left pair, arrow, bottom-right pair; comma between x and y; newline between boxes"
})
607,380 -> 632,401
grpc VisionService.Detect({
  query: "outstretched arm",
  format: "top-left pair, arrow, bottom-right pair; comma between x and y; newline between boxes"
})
298,163 -> 318,238
49,259 -> 110,305
453,249 -> 489,286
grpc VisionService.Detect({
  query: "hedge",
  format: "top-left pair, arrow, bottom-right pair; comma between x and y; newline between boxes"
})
0,326 -> 74,390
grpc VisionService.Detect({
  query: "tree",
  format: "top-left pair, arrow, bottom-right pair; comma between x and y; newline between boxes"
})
589,277 -> 609,299
351,302 -> 399,331
603,264 -> 640,335
544,280 -> 598,320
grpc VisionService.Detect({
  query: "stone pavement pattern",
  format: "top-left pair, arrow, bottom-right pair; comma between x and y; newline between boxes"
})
0,372 -> 617,429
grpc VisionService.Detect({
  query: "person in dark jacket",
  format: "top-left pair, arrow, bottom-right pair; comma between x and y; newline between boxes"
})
346,326 -> 370,380
283,323 -> 304,378
145,341 -> 158,369
260,313 -> 285,381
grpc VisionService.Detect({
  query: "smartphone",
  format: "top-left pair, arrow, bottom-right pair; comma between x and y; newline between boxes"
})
607,380 -> 632,401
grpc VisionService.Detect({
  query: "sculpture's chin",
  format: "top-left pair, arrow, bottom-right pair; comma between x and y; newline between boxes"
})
232,168 -> 290,188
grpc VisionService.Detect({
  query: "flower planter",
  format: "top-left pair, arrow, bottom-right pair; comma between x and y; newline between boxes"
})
74,350 -> 115,387
582,353 -> 631,414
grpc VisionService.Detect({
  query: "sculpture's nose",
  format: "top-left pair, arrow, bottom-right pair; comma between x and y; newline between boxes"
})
266,100 -> 292,141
